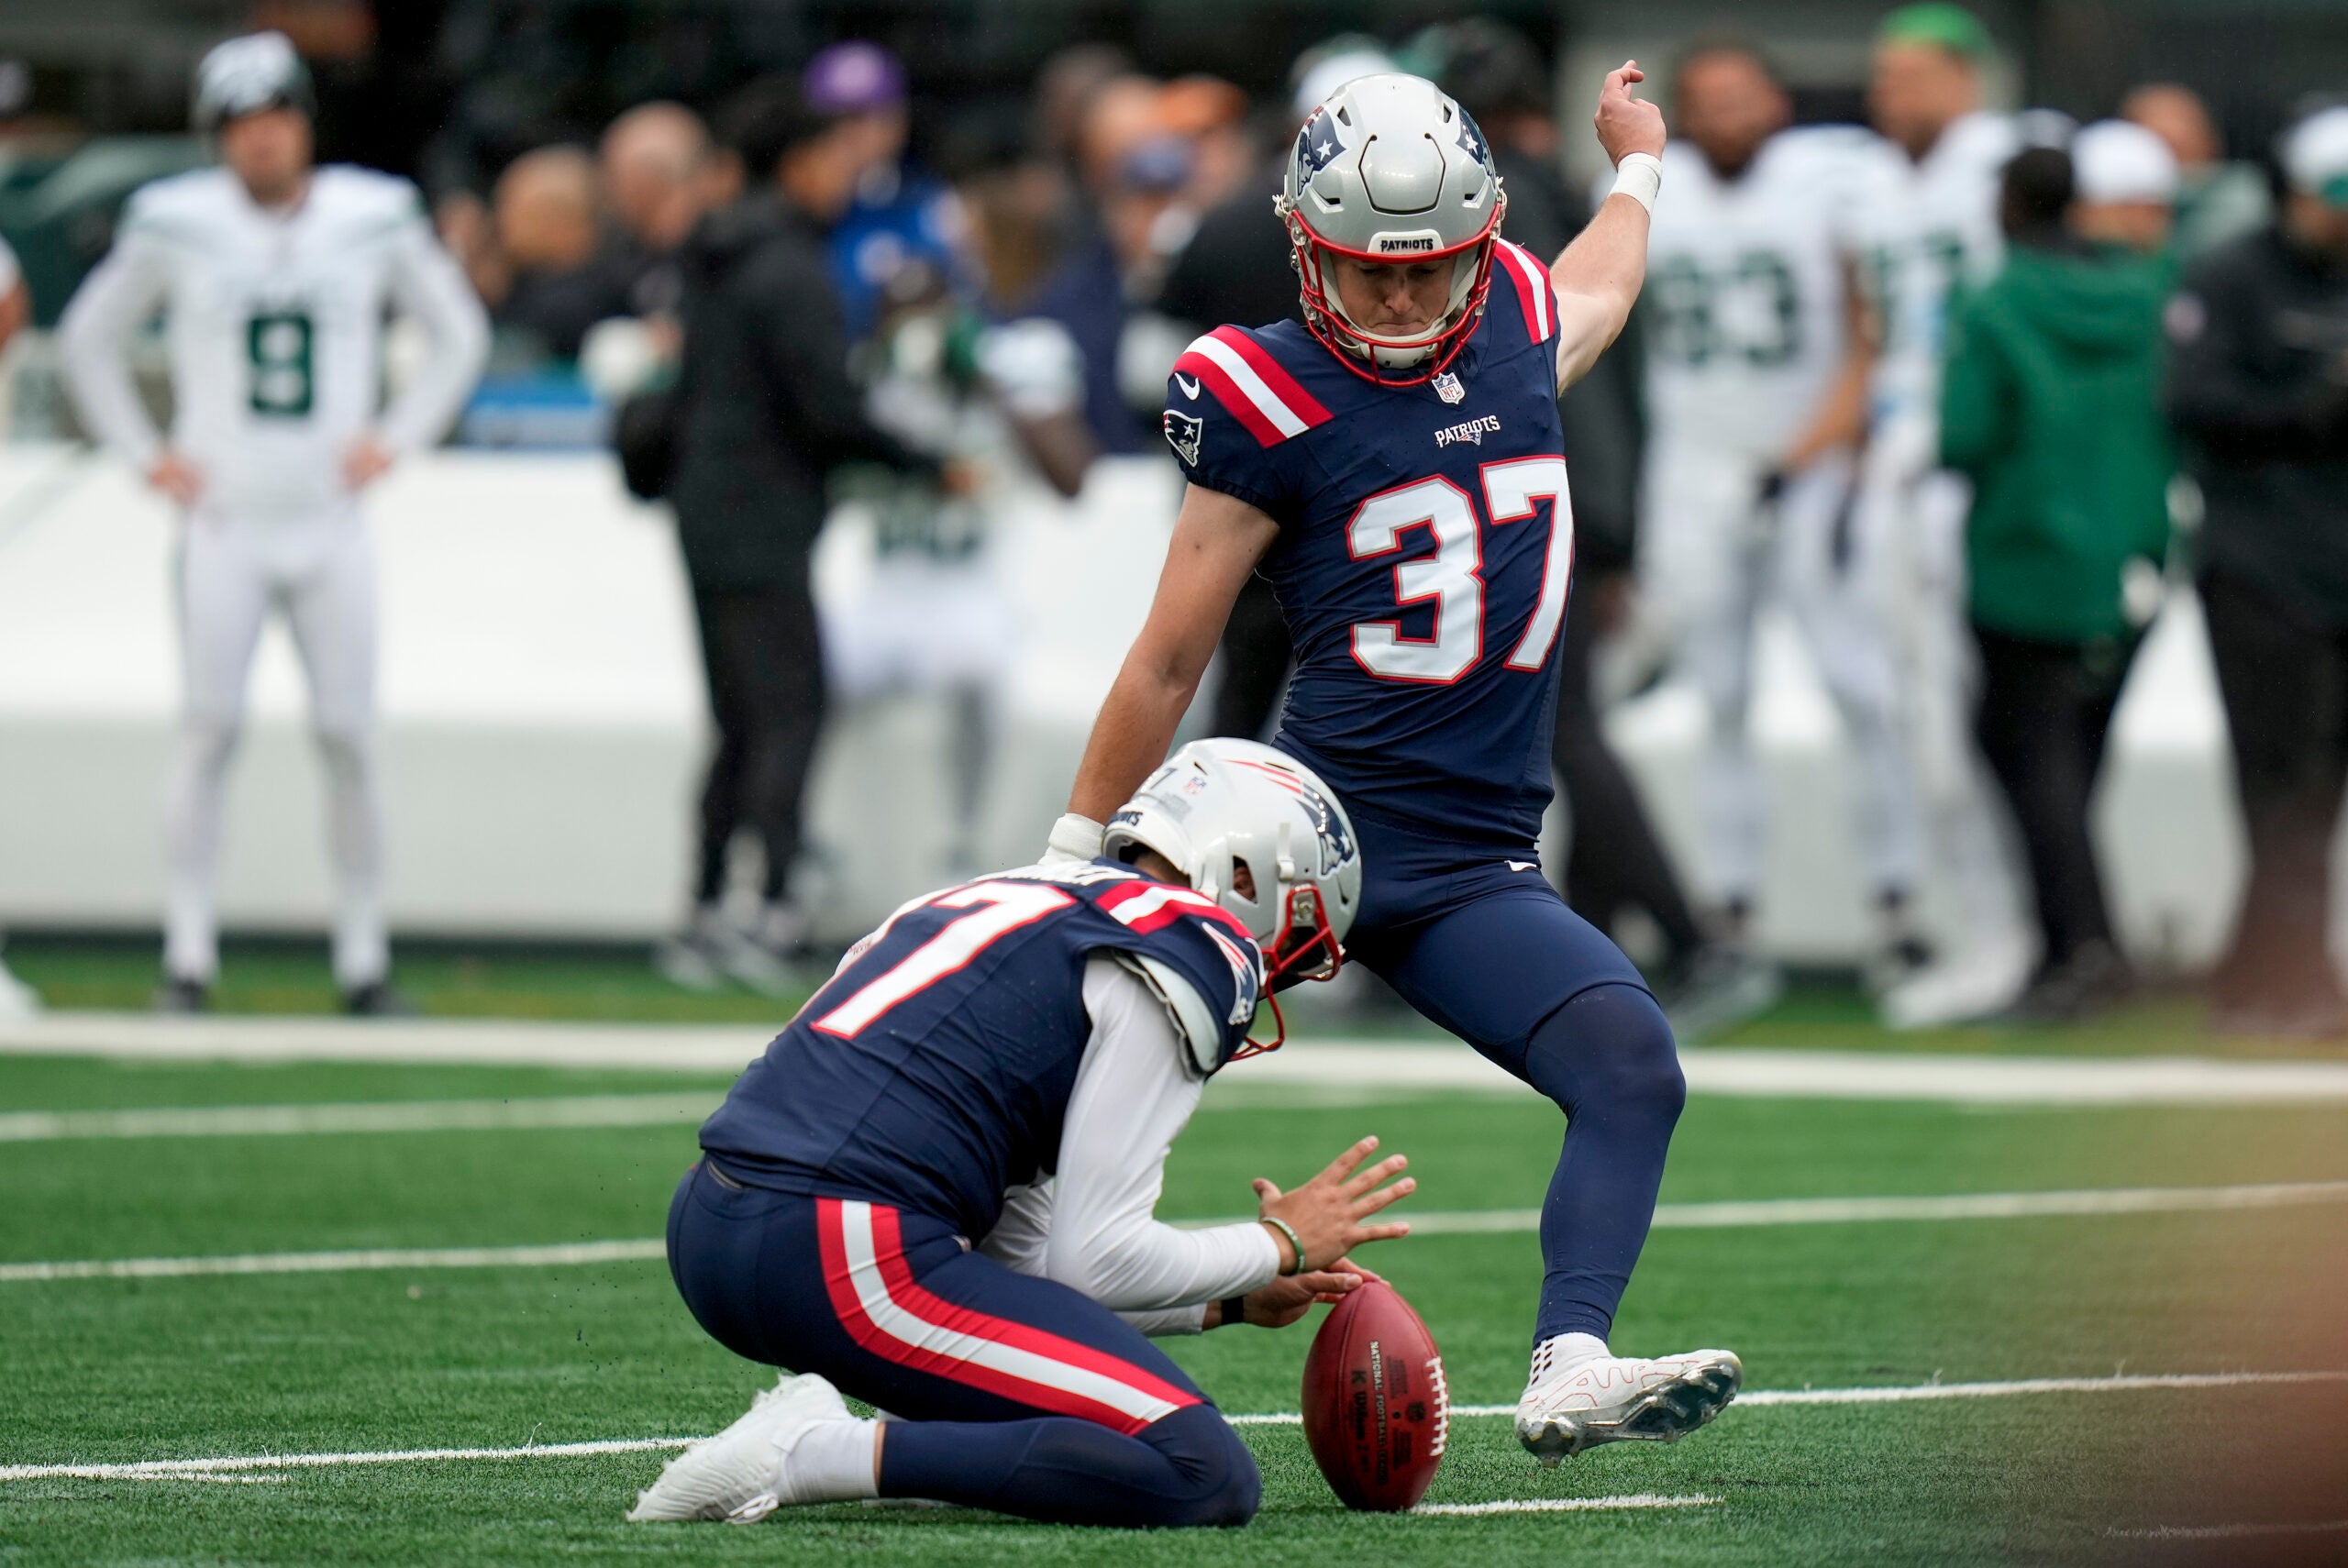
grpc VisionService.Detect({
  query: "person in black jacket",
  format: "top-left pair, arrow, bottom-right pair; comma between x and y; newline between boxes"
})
657,76 -> 938,991
2166,106 -> 2348,1037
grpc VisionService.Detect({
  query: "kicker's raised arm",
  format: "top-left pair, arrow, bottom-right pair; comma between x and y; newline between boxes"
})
1549,61 -> 1667,393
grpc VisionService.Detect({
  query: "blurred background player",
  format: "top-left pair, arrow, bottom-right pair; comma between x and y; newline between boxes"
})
653,75 -> 941,993
56,31 -> 488,1014
2122,83 -> 2273,262
1639,39 -> 1926,998
2168,105 -> 2348,1038
1846,3 -> 2031,1026
823,247 -> 1098,884
0,228 -> 35,1021
1940,136 -> 2176,1023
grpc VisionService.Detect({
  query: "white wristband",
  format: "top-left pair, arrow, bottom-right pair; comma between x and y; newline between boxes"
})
1609,151 -> 1663,215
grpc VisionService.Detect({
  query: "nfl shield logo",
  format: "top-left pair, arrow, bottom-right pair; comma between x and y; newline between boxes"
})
1162,410 -> 1203,466
1433,371 -> 1466,405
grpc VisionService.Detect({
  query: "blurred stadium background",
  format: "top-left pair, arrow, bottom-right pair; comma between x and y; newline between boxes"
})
0,0 -> 2341,988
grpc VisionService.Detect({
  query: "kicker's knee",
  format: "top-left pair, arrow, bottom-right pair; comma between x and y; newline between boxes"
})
1527,984 -> 1687,1126
1142,1407 -> 1260,1529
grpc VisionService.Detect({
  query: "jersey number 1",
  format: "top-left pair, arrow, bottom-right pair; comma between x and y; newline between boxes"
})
811,882 -> 1076,1038
1347,456 -> 1573,684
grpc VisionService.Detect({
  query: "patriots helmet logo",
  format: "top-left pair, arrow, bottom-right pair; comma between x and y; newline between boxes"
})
1455,107 -> 1490,168
1297,780 -> 1355,875
1163,410 -> 1203,467
1296,107 -> 1346,175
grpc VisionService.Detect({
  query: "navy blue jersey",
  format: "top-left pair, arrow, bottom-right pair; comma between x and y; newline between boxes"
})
697,861 -> 1264,1241
1165,240 -> 1576,844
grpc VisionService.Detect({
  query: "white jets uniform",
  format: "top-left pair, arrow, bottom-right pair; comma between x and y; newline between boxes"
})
1844,112 -> 2027,957
821,313 -> 1080,872
60,165 -> 488,988
1636,127 -> 1922,907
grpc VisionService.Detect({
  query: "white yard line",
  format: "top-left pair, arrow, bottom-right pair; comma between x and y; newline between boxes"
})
7,1013 -> 2348,1105
11,1178 -> 2342,1284
0,1437 -> 693,1482
10,1372 -> 2342,1484
0,1095 -> 718,1143
0,1239 -> 668,1283
0,1099 -> 714,1145
1414,1495 -> 1719,1516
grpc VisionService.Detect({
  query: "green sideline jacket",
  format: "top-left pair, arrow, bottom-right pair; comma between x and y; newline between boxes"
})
1939,242 -> 2176,645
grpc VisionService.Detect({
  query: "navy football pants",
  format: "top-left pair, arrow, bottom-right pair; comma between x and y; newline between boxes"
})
1343,812 -> 1687,1345
665,1164 -> 1258,1528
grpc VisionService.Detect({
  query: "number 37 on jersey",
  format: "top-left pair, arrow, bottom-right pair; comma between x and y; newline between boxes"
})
1346,455 -> 1572,686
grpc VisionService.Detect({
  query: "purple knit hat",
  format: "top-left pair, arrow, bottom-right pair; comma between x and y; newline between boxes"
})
804,41 -> 907,116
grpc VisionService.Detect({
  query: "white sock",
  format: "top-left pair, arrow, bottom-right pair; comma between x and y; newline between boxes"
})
1531,1332 -> 1611,1385
777,1417 -> 880,1505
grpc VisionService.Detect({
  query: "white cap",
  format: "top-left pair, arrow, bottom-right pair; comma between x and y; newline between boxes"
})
1290,49 -> 1396,119
2283,106 -> 2348,207
2072,119 -> 2178,205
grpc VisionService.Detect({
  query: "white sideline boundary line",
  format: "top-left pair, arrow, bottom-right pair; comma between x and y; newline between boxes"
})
9,1373 -> 2342,1484
8,1014 -> 2348,1105
10,1179 -> 2347,1283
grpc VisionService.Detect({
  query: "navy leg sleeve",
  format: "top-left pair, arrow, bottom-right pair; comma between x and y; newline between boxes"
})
1518,983 -> 1687,1342
1350,834 -> 1681,1347
881,1403 -> 1258,1529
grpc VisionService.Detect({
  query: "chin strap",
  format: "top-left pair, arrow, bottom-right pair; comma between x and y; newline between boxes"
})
1229,884 -> 1347,1060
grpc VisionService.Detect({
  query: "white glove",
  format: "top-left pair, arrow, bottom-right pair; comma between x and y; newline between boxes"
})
1043,812 -> 1106,866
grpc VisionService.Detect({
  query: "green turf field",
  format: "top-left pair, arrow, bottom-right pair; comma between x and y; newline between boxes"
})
3,1043 -> 2345,1565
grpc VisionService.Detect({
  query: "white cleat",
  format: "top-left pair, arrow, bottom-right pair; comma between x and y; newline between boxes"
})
626,1373 -> 852,1523
1514,1344 -> 1744,1466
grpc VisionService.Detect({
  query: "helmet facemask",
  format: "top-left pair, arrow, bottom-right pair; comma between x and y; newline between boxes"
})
1282,194 -> 1503,385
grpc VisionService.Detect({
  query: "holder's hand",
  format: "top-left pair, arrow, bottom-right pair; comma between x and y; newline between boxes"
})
1256,1135 -> 1412,1273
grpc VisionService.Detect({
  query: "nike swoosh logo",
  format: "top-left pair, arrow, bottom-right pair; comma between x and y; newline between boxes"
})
1507,860 -> 1538,872
1176,374 -> 1201,400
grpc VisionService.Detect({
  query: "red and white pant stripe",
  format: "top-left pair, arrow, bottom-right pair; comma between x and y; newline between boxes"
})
814,1198 -> 1200,1436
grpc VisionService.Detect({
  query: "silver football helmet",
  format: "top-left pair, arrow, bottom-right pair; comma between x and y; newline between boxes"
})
1104,739 -> 1362,1051
1276,72 -> 1504,384
193,32 -> 316,132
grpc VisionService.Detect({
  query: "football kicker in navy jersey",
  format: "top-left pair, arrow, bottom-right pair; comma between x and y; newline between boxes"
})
1063,66 -> 1744,1470
1166,238 -> 1575,843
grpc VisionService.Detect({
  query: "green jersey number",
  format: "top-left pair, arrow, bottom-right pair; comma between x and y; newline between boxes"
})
247,309 -> 316,418
1864,230 -> 1969,357
1648,251 -> 1800,368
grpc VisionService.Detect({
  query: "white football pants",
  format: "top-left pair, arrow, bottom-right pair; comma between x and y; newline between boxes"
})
1856,423 -> 2027,945
165,510 -> 384,988
1640,446 -> 1924,908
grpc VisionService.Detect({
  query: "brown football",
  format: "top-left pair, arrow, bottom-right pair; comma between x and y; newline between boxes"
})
1300,1279 -> 1449,1511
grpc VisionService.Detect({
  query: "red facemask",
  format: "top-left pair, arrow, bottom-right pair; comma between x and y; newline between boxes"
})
1284,197 -> 1504,388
